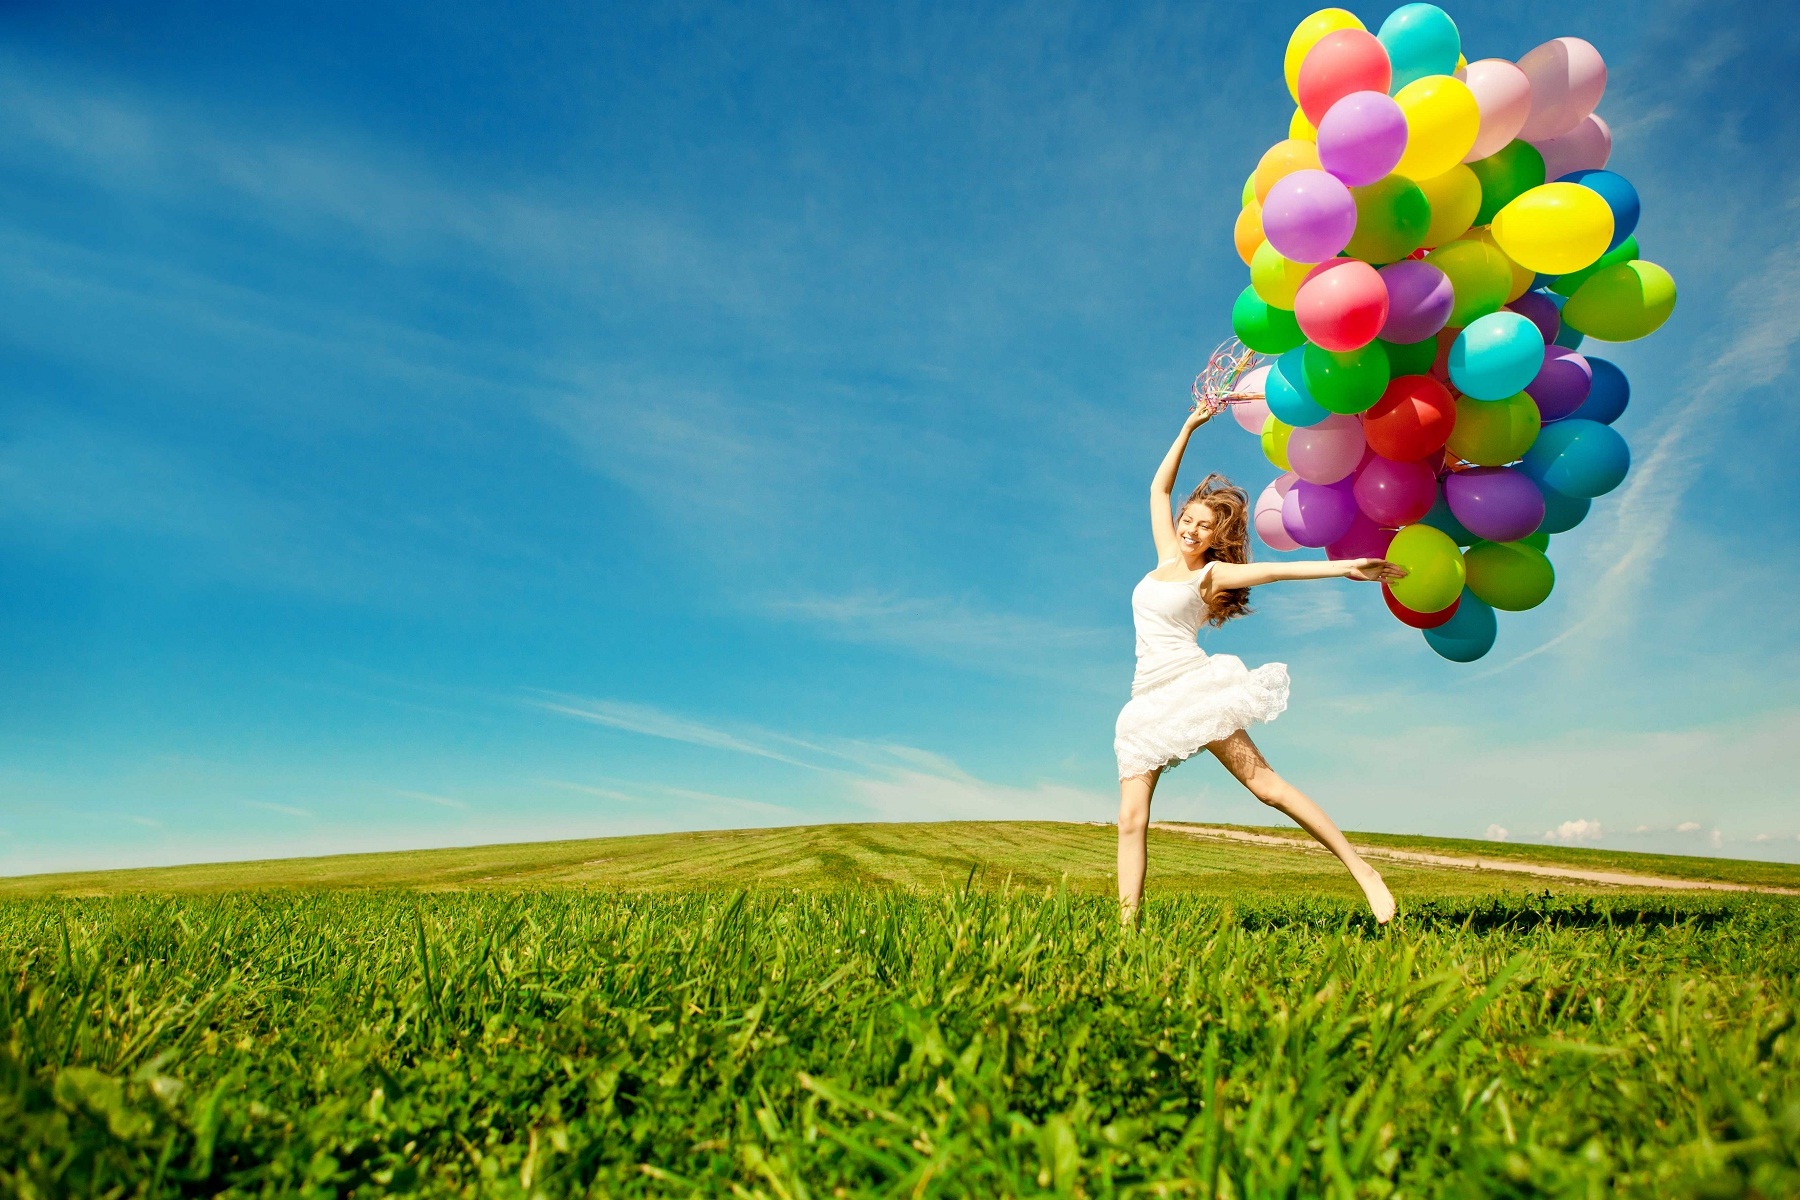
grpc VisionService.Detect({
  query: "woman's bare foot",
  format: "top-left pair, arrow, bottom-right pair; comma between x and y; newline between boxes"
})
1356,867 -> 1396,925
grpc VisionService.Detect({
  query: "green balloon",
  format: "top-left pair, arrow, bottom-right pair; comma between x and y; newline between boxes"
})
1302,341 -> 1391,415
1552,235 -> 1639,297
1345,175 -> 1432,264
1387,524 -> 1467,613
1242,172 -> 1257,208
1232,286 -> 1306,354
1448,392 -> 1541,466
1521,530 -> 1551,551
1562,260 -> 1678,342
1381,337 -> 1437,377
1464,540 -> 1555,610
1426,238 -> 1513,326
1468,140 -> 1547,226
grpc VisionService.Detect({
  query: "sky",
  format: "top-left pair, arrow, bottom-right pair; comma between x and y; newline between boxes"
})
3,0 -> 1798,876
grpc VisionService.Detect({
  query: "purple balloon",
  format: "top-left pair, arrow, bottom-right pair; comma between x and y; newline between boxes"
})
1378,260 -> 1454,344
1526,347 -> 1593,422
1326,512 -> 1396,560
1444,467 -> 1546,543
1506,291 -> 1562,346
1261,170 -> 1358,264
1282,478 -> 1358,548
1317,91 -> 1409,187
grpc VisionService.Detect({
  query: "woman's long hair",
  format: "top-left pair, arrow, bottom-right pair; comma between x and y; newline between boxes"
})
1181,473 -> 1253,627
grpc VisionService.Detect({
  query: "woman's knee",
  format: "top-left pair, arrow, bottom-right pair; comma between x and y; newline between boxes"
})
1117,801 -> 1150,836
1248,770 -> 1294,810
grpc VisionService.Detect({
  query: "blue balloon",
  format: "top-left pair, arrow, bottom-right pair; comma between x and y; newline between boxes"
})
1570,356 -> 1630,424
1423,589 -> 1497,662
1522,419 -> 1631,498
1537,479 -> 1592,534
1378,4 -> 1462,92
1420,494 -> 1476,547
1450,312 -> 1545,400
1562,169 -> 1641,251
1266,349 -> 1331,427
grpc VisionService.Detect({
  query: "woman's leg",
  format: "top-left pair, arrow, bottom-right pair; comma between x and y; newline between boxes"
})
1207,730 -> 1396,923
1117,767 -> 1163,923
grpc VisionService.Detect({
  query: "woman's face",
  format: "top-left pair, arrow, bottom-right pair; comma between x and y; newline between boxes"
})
1175,501 -> 1216,558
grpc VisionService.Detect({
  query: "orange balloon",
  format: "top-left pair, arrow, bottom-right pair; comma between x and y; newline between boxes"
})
1235,202 -> 1265,266
1254,139 -> 1323,205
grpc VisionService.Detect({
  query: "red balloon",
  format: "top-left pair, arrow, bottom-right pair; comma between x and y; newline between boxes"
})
1384,583 -> 1460,629
1353,455 -> 1437,526
1362,375 -> 1456,460
1297,30 -> 1393,127
1295,259 -> 1389,352
1431,326 -> 1461,382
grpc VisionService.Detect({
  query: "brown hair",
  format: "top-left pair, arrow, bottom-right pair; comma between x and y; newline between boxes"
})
1180,473 -> 1253,627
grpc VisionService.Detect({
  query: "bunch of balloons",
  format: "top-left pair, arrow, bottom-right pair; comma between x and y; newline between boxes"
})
1228,5 -> 1675,661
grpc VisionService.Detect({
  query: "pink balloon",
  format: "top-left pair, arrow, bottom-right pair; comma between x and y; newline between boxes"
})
1460,59 -> 1533,162
1255,477 -> 1301,551
1317,91 -> 1408,187
1282,478 -> 1358,548
1326,512 -> 1396,560
1232,366 -> 1273,434
1378,260 -> 1454,344
1286,413 -> 1367,484
1353,455 -> 1438,526
1295,259 -> 1389,353
1532,113 -> 1611,182
1517,38 -> 1607,142
1262,170 -> 1358,263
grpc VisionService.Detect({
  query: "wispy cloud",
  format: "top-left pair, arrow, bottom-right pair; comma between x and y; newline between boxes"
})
394,790 -> 471,811
766,589 -> 1110,668
529,694 -> 833,771
246,801 -> 312,819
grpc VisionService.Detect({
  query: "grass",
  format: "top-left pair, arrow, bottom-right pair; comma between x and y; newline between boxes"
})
5,824 -> 1799,1197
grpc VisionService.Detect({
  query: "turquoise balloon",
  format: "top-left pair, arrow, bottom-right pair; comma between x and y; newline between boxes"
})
1378,4 -> 1462,92
1423,589 -> 1496,662
1522,419 -> 1630,498
1537,479 -> 1591,534
1266,350 -> 1331,427
1449,312 -> 1545,401
1421,494 -> 1476,547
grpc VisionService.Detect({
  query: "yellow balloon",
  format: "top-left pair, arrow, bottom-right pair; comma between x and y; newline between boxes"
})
1250,240 -> 1315,308
1289,107 -> 1319,143
1242,172 -> 1256,207
1261,415 -> 1293,471
1467,228 -> 1535,301
1284,9 -> 1366,101
1415,164 -> 1482,247
1448,392 -> 1541,466
1490,183 -> 1616,275
1394,76 -> 1481,182
1253,139 -> 1323,204
1235,202 -> 1265,266
1426,238 -> 1514,326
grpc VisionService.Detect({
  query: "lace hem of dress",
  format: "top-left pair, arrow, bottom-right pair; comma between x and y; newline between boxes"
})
1113,659 -> 1290,780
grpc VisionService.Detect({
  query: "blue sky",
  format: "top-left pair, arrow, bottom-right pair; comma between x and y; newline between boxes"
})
3,0 -> 1798,876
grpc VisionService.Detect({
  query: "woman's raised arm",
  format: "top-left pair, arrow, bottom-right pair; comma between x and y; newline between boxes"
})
1148,408 -> 1214,560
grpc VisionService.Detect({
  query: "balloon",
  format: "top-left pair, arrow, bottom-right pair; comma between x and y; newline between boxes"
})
1317,91 -> 1409,186
1302,339 -> 1390,414
1506,290 -> 1562,345
1550,235 -> 1637,298
1295,258 -> 1389,351
1426,238 -> 1513,326
1394,75 -> 1480,181
1525,346 -> 1592,422
1468,139 -> 1546,226
1465,228 -> 1535,302
1449,311 -> 1546,400
1444,466 -> 1545,542
1570,356 -> 1629,424
1298,30 -> 1394,126
1290,107 -> 1319,142
1561,260 -> 1677,341
1266,350 -> 1332,427
1532,113 -> 1611,183
1464,540 -> 1555,610
1286,8 -> 1368,101
1422,589 -> 1497,659
1260,169 -> 1358,263
1287,412 -> 1367,483
1415,166 -> 1482,250
1231,366 -> 1274,434
1385,583 -> 1460,628
1234,203 -> 1265,267
1355,454 -> 1437,526
1378,4 -> 1461,92
1448,390 -> 1540,465
1344,175 -> 1432,263
1251,240 -> 1318,308
1517,37 -> 1607,142
1491,182 -> 1614,275
1378,260 -> 1454,343
1460,59 -> 1532,161
1327,512 -> 1397,560
1522,419 -> 1630,497
1254,139 -> 1325,204
1232,286 -> 1307,354
1282,477 -> 1359,547
1242,173 -> 1258,208
1381,336 -> 1438,378
1562,169 -> 1640,251
1255,476 -> 1302,550
1536,478 -> 1591,534
1262,415 -> 1294,470
1420,493 -> 1476,546
1364,374 -> 1456,460
1553,321 -> 1585,351
1386,523 -> 1466,612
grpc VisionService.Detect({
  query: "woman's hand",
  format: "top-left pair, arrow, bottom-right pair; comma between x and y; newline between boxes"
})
1184,401 -> 1216,432
1344,558 -> 1407,582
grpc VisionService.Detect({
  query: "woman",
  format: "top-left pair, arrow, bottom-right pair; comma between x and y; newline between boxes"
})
1114,401 -> 1405,925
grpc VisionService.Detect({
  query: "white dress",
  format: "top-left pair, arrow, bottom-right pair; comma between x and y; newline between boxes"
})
1114,562 -> 1291,780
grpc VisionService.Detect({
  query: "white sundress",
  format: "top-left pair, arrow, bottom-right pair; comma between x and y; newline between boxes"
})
1113,562 -> 1291,780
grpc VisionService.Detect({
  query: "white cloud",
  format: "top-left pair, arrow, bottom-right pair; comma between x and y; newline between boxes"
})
1676,821 -> 1701,833
245,801 -> 312,819
765,590 -> 1109,669
1485,824 -> 1508,841
530,695 -> 832,771
394,790 -> 470,811
1544,819 -> 1603,844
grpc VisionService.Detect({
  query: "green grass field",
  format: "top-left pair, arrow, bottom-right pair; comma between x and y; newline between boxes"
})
5,822 -> 1798,1197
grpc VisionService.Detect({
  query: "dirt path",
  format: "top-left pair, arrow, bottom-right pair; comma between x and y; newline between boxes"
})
1150,823 -> 1800,897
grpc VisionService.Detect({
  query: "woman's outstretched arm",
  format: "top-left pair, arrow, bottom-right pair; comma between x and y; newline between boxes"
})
1210,556 -> 1406,591
1149,408 -> 1213,560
